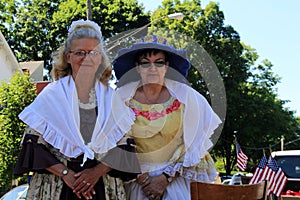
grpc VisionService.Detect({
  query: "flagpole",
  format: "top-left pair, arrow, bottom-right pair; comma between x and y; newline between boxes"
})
269,145 -> 273,155
233,135 -> 240,173
280,135 -> 284,151
233,133 -> 237,154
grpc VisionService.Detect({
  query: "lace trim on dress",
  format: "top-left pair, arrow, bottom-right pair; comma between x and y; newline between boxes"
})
130,99 -> 181,120
163,162 -> 217,183
79,88 -> 97,109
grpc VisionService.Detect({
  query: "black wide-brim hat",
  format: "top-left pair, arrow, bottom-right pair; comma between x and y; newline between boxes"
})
113,35 -> 191,83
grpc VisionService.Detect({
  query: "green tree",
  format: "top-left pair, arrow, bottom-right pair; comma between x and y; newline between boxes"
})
0,0 -> 150,78
0,72 -> 37,191
150,0 -> 300,174
0,0 -> 20,43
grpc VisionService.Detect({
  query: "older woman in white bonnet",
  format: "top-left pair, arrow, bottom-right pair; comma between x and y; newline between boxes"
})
14,20 -> 128,200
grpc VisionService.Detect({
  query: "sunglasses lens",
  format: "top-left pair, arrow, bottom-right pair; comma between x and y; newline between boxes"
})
154,62 -> 165,67
140,62 -> 165,68
140,62 -> 151,68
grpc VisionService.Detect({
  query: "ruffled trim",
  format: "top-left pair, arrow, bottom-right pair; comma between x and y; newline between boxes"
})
88,85 -> 136,153
163,162 -> 217,183
19,106 -> 87,158
14,133 -> 61,175
68,20 -> 102,37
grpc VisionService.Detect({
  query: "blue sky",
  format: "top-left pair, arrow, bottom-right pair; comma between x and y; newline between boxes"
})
138,0 -> 300,116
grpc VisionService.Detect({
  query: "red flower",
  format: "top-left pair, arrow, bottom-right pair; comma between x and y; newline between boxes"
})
131,99 -> 181,120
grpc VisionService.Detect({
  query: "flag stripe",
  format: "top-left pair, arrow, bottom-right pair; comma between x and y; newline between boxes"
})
249,155 -> 287,197
249,156 -> 268,184
265,156 -> 288,197
236,141 -> 248,171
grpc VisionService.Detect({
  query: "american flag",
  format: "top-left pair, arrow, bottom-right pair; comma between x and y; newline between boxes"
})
265,156 -> 288,197
249,155 -> 268,184
235,141 -> 248,171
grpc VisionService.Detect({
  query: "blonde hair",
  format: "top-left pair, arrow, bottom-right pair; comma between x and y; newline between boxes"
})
51,20 -> 112,85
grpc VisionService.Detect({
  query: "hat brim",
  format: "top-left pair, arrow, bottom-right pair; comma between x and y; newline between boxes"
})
113,42 -> 191,81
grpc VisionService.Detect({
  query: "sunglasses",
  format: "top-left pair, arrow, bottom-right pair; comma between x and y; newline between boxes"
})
69,50 -> 101,57
139,61 -> 166,68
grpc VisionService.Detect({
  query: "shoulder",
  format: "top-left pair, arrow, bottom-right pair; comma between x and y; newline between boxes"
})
104,83 -> 115,93
40,77 -> 69,92
116,81 -> 139,95
165,79 -> 207,101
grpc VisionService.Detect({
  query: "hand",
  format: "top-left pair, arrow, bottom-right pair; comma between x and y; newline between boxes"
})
46,164 -> 82,199
61,170 -> 82,199
141,175 -> 169,200
72,163 -> 110,200
73,168 -> 97,199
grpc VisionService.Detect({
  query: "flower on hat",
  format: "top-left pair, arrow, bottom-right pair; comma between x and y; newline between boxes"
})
143,35 -> 154,43
157,35 -> 169,45
137,35 -> 170,46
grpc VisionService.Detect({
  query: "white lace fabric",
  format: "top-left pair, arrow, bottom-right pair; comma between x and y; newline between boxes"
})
79,88 -> 97,109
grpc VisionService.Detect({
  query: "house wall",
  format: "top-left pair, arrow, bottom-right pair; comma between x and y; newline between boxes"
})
0,31 -> 22,82
20,61 -> 44,82
30,66 -> 43,81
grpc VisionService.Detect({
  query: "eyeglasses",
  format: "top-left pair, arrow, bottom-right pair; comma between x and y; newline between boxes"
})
69,50 -> 101,57
139,61 -> 166,68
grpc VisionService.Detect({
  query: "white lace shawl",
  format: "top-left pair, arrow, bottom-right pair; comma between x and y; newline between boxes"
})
19,76 -> 114,165
90,79 -> 222,167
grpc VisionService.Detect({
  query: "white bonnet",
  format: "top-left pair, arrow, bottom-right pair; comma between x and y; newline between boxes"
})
68,19 -> 102,37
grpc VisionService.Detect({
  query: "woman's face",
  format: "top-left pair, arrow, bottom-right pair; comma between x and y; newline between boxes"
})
136,51 -> 169,85
66,38 -> 102,80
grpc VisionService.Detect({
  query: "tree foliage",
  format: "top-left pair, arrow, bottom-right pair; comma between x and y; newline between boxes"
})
151,0 -> 299,174
0,72 -> 37,191
0,0 -> 149,79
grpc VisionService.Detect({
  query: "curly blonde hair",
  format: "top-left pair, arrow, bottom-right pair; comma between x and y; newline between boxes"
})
51,21 -> 112,85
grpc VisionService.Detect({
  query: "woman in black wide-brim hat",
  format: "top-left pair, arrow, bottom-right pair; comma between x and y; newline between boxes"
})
97,35 -> 222,200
